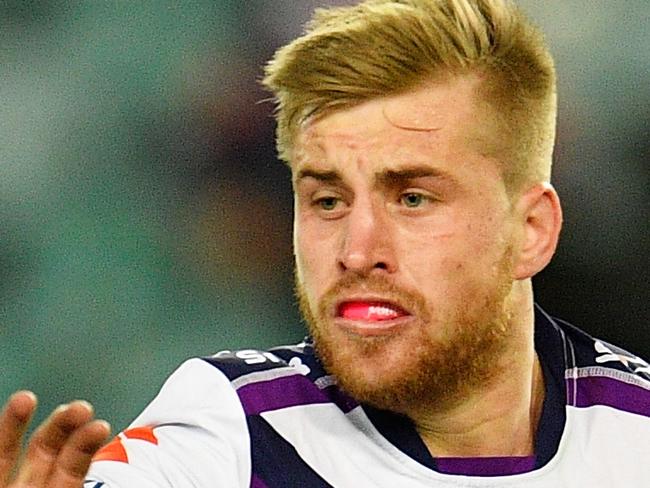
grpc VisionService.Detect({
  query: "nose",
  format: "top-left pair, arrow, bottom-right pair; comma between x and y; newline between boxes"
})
337,197 -> 396,275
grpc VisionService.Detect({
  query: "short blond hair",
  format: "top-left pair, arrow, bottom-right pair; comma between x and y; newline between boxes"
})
262,0 -> 557,191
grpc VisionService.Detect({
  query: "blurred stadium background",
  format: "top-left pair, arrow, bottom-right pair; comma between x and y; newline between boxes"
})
1,1 -> 648,432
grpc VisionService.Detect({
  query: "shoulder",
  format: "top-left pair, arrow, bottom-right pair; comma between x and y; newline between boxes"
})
201,340 -> 322,381
550,313 -> 650,418
200,340 -> 357,416
554,315 -> 650,379
88,356 -> 254,487
88,341 -> 322,487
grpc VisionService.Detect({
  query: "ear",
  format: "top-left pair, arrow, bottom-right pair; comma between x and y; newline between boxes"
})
513,183 -> 563,280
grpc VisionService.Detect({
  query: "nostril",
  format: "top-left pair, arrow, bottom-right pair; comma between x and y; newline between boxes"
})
375,262 -> 388,270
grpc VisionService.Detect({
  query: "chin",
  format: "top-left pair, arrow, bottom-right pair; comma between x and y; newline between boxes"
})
313,324 -> 433,410
312,311 -> 511,415
338,333 -> 412,377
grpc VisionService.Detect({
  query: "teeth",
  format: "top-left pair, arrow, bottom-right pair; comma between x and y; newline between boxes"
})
368,305 -> 399,319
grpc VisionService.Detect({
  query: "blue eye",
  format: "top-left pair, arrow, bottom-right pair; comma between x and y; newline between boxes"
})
400,192 -> 426,208
317,197 -> 339,211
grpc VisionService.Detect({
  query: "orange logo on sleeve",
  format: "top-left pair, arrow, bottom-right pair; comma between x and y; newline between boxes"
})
94,426 -> 159,463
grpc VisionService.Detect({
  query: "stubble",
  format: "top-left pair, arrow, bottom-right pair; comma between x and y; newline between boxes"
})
296,255 -> 514,417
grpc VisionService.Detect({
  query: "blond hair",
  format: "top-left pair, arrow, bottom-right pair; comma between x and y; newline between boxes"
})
262,0 -> 557,191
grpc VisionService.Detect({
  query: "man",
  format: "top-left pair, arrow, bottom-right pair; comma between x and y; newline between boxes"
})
2,0 -> 649,486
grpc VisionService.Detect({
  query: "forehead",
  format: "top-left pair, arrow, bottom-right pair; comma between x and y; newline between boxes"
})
292,75 -> 499,174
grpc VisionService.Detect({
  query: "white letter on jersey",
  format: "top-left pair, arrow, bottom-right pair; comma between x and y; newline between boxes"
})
235,350 -> 282,365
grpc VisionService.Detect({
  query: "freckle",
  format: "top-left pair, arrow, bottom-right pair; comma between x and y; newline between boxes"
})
456,263 -> 463,270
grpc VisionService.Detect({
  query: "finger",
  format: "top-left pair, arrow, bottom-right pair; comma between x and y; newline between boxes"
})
13,400 -> 95,486
47,419 -> 111,488
0,391 -> 38,486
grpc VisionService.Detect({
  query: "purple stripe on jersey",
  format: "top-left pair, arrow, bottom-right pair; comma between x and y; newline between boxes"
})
238,374 -> 331,415
568,375 -> 650,417
250,474 -> 270,488
436,456 -> 536,476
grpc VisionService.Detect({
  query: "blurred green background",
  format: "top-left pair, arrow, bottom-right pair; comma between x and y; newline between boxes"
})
1,1 -> 648,433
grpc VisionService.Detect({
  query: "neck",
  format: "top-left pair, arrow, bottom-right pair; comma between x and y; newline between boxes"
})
411,287 -> 544,458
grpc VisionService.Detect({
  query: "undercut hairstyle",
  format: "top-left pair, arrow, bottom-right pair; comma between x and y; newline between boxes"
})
262,0 -> 557,193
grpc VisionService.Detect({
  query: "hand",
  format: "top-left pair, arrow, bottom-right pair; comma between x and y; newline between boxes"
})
0,391 -> 111,488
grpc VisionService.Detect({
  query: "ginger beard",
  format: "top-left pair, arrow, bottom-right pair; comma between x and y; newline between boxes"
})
296,253 -> 515,416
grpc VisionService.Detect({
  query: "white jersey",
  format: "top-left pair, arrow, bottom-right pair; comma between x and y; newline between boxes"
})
86,305 -> 650,487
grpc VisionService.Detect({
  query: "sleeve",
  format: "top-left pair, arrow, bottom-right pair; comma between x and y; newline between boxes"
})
85,358 -> 251,488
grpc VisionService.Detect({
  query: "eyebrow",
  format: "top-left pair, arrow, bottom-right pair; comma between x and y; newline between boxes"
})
295,168 -> 343,184
295,165 -> 456,187
376,166 -> 455,187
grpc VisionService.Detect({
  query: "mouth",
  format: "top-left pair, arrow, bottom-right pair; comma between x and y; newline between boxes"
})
335,300 -> 412,336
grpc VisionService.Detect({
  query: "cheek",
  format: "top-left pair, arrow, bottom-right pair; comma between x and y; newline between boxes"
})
459,198 -> 512,255
293,221 -> 338,295
399,227 -> 502,300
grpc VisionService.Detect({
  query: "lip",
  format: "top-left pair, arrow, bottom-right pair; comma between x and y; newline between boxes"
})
334,315 -> 414,337
333,296 -> 413,337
